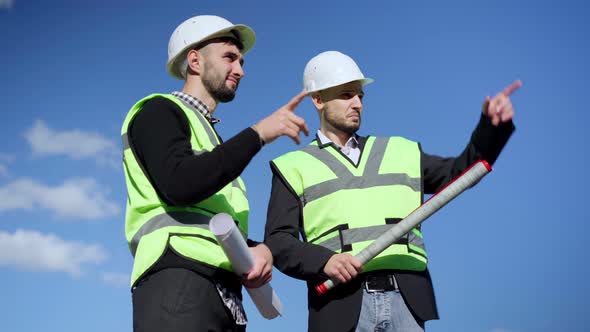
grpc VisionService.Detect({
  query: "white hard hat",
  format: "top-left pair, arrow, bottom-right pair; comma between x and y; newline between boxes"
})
303,51 -> 373,94
166,15 -> 256,80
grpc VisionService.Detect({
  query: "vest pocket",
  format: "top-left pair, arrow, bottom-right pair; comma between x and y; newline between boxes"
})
308,223 -> 350,252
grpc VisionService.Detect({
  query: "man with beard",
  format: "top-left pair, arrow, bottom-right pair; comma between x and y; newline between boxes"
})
264,51 -> 520,331
122,15 -> 308,332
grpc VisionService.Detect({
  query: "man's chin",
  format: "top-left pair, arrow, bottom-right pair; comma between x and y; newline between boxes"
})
218,95 -> 236,103
348,121 -> 361,131
214,87 -> 238,103
226,81 -> 239,91
341,125 -> 360,135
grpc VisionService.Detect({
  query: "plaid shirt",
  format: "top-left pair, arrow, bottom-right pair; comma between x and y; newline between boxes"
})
171,91 -> 220,124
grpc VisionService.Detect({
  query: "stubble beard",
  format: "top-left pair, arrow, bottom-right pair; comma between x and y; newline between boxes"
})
325,109 -> 361,135
202,65 -> 238,103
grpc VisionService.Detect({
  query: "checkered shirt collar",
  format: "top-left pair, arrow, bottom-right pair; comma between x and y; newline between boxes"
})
171,91 -> 220,124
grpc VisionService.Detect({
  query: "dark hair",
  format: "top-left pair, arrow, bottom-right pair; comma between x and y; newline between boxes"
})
194,31 -> 244,52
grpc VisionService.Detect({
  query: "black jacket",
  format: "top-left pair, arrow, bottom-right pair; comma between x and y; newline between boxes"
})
264,114 -> 514,331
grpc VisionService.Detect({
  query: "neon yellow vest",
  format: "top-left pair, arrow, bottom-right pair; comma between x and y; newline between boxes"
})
122,94 -> 249,287
272,136 -> 427,272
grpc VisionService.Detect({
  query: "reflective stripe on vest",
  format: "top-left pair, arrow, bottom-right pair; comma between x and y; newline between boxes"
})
176,98 -> 220,149
298,137 -> 420,205
129,211 -> 210,256
122,94 -> 249,287
273,136 -> 426,272
311,223 -> 425,254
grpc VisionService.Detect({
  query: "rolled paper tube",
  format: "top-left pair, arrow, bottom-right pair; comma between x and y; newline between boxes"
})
210,213 -> 283,319
316,160 -> 492,295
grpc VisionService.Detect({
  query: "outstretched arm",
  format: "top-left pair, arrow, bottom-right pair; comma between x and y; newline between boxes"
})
423,80 -> 521,193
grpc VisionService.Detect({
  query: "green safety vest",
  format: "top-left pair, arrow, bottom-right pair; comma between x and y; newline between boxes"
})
272,136 -> 427,272
121,94 -> 249,287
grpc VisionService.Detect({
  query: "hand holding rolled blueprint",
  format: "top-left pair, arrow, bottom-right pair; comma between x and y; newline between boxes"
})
316,160 -> 493,295
210,213 -> 283,319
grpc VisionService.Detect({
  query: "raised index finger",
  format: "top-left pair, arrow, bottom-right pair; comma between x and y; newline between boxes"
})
285,90 -> 308,111
502,79 -> 523,96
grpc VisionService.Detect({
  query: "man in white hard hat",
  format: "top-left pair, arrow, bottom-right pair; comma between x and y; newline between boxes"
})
121,15 -> 308,331
265,51 -> 521,331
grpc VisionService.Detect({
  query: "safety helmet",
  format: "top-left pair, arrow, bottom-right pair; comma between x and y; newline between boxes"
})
166,15 -> 256,80
303,51 -> 373,94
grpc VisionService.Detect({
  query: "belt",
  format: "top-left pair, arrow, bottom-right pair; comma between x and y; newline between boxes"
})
362,273 -> 399,292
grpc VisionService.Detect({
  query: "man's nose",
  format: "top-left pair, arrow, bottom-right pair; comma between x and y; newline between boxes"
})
232,62 -> 244,78
351,94 -> 363,110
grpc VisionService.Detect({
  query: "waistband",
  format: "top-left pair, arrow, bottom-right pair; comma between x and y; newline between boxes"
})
361,272 -> 399,292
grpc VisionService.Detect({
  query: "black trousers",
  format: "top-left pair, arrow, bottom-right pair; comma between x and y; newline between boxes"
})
132,268 -> 246,332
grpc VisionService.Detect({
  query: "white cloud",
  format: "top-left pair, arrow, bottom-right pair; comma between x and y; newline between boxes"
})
0,153 -> 14,177
24,120 -> 119,168
0,0 -> 14,10
101,272 -> 130,288
0,229 -> 107,277
0,177 -> 120,220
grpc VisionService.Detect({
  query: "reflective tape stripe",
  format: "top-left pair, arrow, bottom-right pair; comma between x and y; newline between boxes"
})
300,145 -> 353,178
130,211 -> 212,256
123,98 -> 218,151
408,230 -> 426,256
299,137 -> 419,205
232,179 -> 246,195
363,137 -> 388,175
315,224 -> 409,252
315,223 -> 426,254
297,137 -> 426,256
408,244 -> 427,257
177,99 -> 219,146
122,134 -> 130,150
301,173 -> 421,204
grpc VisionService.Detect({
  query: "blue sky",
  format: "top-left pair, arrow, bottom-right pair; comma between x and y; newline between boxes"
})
1,1 -> 589,331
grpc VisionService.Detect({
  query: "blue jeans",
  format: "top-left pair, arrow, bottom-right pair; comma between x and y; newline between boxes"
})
354,287 -> 425,332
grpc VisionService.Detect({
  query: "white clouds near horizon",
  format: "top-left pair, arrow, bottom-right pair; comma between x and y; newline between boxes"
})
24,120 -> 119,168
0,177 -> 120,220
0,153 -> 14,177
0,229 -> 107,277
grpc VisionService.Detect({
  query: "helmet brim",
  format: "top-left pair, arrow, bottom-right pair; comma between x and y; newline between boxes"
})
166,24 -> 256,80
305,77 -> 374,95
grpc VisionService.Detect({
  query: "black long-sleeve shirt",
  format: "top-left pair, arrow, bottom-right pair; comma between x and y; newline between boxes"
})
128,96 -> 262,281
264,114 -> 514,327
128,96 -> 262,205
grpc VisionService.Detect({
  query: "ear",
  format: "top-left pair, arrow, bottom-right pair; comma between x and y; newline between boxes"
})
186,49 -> 202,75
311,92 -> 324,110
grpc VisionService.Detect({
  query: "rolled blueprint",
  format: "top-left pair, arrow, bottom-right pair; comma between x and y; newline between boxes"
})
209,213 -> 283,319
316,160 -> 493,295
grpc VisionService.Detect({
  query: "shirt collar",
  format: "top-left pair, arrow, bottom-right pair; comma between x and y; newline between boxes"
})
316,130 -> 359,149
171,91 -> 220,124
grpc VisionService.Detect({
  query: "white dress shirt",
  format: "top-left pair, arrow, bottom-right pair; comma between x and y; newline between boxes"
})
316,130 -> 361,164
